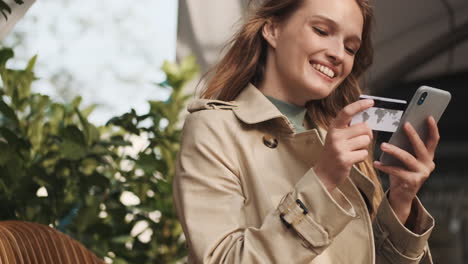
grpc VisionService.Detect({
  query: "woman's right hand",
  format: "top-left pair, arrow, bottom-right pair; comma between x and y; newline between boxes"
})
314,99 -> 374,192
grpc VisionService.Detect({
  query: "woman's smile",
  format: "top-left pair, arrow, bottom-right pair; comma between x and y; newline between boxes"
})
309,61 -> 337,83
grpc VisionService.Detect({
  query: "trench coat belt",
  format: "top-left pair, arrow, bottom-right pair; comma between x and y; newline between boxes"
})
278,193 -> 331,247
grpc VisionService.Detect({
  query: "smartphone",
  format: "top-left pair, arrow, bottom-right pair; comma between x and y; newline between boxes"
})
379,86 -> 451,167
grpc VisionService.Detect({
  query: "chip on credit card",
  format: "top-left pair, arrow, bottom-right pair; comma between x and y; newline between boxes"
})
350,95 -> 407,133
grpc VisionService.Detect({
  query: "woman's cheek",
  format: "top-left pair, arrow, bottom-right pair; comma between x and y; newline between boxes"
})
342,60 -> 354,79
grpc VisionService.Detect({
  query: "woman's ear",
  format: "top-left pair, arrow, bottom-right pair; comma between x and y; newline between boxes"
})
262,19 -> 280,49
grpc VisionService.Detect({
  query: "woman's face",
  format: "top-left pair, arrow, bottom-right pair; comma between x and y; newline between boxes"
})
264,0 -> 364,105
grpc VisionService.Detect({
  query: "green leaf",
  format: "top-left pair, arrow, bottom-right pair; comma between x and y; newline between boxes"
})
179,55 -> 198,82
86,173 -> 110,189
28,117 -> 44,150
0,99 -> 19,128
0,142 -> 14,165
74,198 -> 100,232
0,127 -> 30,151
111,235 -> 133,244
0,178 -> 8,193
58,125 -> 87,160
107,135 -> 132,147
81,104 -> 96,119
59,139 -> 87,160
61,125 -> 86,145
0,48 -> 13,68
26,55 -> 37,72
76,109 -> 100,146
30,94 -> 50,113
106,110 -> 140,135
70,96 -> 82,109
2,67 -> 36,109
47,103 -> 65,133
80,158 -> 99,175
112,258 -> 129,264
89,144 -> 116,157
161,55 -> 199,89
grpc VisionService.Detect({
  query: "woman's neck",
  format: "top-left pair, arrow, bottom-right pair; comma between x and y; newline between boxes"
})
258,56 -> 308,107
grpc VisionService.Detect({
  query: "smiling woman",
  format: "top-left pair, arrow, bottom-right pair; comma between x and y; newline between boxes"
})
259,1 -> 364,103
174,0 -> 437,263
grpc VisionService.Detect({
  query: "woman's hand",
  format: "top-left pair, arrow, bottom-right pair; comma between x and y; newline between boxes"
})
374,116 -> 440,224
314,99 -> 374,192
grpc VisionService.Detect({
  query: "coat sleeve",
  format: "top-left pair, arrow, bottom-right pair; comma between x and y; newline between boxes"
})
173,112 -> 358,263
373,191 -> 435,264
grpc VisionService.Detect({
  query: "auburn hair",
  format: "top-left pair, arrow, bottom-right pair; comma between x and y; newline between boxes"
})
200,0 -> 383,214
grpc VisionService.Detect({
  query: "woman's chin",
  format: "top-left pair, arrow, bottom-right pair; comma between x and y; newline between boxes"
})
302,83 -> 335,100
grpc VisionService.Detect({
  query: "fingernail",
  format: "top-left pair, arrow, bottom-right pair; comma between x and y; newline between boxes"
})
373,161 -> 381,167
381,143 -> 388,149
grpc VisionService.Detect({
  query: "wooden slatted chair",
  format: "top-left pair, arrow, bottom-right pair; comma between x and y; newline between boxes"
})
0,221 -> 104,264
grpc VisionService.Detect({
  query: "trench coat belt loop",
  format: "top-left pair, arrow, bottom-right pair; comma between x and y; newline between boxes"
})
279,195 -> 309,228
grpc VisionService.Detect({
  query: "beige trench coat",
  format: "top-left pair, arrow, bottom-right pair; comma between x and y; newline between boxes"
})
174,84 -> 435,264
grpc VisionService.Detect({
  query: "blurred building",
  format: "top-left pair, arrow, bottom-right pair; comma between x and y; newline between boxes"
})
177,0 -> 468,262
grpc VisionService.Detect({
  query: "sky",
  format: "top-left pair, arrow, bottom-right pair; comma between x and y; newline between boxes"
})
4,0 -> 179,124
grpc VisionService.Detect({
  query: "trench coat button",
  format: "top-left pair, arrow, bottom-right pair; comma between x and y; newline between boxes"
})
263,135 -> 278,148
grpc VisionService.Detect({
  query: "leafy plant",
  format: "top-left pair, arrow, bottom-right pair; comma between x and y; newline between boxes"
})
0,47 -> 198,264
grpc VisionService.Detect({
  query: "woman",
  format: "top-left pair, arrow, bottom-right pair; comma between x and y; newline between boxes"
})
174,0 -> 437,263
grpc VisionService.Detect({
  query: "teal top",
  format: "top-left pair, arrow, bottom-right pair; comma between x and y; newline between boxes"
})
265,95 -> 307,133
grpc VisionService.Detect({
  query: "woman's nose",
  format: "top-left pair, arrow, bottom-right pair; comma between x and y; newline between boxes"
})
325,40 -> 345,65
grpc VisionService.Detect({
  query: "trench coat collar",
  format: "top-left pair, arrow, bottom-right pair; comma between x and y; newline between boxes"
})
232,83 -> 321,134
232,83 -> 289,126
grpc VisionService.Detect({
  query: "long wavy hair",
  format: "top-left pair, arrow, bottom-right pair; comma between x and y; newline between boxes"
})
200,0 -> 383,214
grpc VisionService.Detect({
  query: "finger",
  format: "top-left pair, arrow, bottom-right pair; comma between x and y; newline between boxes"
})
373,161 -> 413,179
345,122 -> 373,140
425,116 -> 440,154
404,122 -> 430,161
333,99 -> 374,128
333,122 -> 373,141
348,149 -> 369,164
347,135 -> 372,151
380,142 -> 420,172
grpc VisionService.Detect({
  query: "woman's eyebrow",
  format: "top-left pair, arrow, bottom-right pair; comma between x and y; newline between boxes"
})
309,14 -> 362,44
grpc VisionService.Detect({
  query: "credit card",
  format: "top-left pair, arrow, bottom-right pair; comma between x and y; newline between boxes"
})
350,95 -> 407,133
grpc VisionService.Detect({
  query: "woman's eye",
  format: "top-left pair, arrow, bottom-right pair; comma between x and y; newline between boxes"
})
345,47 -> 357,55
313,27 -> 328,36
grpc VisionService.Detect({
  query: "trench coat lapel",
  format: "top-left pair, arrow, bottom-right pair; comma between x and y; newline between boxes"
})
232,83 -> 283,124
232,83 -> 296,133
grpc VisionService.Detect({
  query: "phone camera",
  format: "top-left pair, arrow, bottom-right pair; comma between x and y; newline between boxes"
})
417,92 -> 428,105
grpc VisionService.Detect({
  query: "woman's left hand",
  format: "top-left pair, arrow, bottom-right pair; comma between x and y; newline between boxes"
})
373,116 -> 440,224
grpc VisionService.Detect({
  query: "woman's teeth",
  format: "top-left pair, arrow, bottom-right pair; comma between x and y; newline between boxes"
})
311,63 -> 335,78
